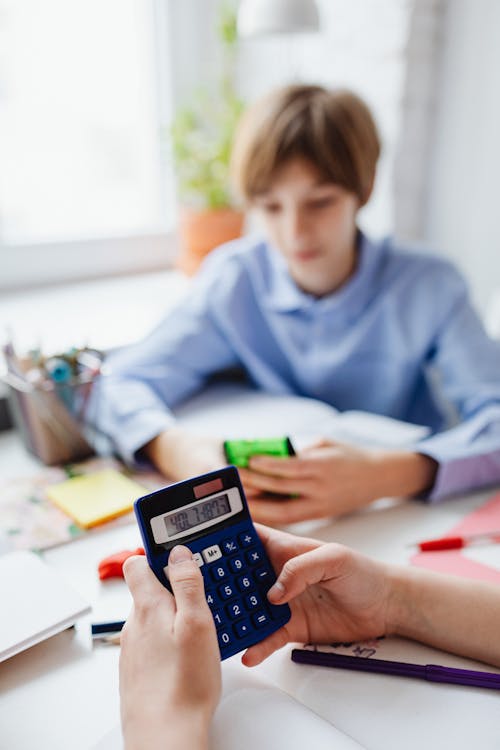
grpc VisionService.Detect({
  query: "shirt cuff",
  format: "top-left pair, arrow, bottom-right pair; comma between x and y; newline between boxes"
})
113,409 -> 175,468
415,408 -> 500,502
419,448 -> 500,501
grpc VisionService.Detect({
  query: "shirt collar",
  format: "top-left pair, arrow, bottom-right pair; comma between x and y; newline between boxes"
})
263,231 -> 386,318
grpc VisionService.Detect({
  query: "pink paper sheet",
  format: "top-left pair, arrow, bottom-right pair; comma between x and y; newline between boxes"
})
411,491 -> 500,583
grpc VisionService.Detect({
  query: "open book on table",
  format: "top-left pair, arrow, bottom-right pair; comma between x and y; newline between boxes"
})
174,382 -> 430,449
93,660 -> 366,750
253,634 -> 500,750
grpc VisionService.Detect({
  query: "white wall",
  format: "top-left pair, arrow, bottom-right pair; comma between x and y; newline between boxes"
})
425,0 -> 500,315
236,0 -> 414,239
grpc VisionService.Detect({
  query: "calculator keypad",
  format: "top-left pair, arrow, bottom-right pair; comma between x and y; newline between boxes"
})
199,534 -> 286,653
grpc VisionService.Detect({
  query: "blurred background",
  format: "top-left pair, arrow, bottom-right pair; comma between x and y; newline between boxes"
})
1,0 -> 499,378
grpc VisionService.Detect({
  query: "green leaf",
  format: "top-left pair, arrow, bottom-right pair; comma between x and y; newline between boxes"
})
168,1 -> 244,210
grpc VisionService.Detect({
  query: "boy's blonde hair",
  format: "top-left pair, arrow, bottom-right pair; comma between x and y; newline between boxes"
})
230,84 -> 380,207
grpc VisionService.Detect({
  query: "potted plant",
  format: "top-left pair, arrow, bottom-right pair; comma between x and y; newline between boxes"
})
171,2 -> 245,275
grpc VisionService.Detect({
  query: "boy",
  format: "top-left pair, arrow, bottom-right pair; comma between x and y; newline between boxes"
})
91,84 -> 500,523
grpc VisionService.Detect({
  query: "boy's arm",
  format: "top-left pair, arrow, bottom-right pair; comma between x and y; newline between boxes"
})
414,273 -> 500,500
86,268 -> 239,470
142,427 -> 226,482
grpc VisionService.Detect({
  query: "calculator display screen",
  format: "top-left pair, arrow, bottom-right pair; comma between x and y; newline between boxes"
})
165,493 -> 230,535
149,485 -> 244,544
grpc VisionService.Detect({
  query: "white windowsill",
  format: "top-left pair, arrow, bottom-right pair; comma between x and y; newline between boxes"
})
0,268 -> 191,395
0,231 -> 178,290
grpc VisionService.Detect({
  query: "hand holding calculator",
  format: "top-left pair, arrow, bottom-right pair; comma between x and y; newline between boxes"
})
134,466 -> 291,660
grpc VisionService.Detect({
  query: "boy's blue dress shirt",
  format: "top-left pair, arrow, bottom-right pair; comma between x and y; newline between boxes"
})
90,233 -> 500,501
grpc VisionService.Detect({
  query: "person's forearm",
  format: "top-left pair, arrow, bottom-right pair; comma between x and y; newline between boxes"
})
143,427 -> 226,481
385,565 -> 500,667
123,709 -> 210,750
143,427 -> 179,476
370,451 -> 438,499
143,426 -> 196,479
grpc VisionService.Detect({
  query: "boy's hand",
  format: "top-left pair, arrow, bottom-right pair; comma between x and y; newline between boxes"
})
239,439 -> 436,524
120,548 -> 221,750
243,524 -> 392,667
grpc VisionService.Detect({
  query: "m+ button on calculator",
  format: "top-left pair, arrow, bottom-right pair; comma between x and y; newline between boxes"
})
134,466 -> 291,660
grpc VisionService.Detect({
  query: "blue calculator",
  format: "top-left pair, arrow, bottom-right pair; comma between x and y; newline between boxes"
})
134,466 -> 291,660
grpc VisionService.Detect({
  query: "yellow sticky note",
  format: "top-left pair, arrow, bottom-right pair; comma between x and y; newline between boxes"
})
46,469 -> 146,529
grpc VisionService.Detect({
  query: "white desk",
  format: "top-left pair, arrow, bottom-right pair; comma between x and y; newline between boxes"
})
1,424 -> 500,750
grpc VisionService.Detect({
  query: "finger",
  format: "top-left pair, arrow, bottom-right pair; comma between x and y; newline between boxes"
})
167,544 -> 209,618
123,555 -> 174,612
254,522 -> 324,554
241,469 -> 314,496
266,544 -> 347,604
254,521 -> 299,556
302,438 -> 338,452
237,475 -> 263,500
248,496 -> 323,526
254,522 -> 325,581
248,455 -> 313,479
241,626 -> 291,667
253,521 -> 277,546
238,467 -> 265,488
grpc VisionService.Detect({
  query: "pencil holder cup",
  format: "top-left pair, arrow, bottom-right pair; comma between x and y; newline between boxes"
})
2,366 -> 100,466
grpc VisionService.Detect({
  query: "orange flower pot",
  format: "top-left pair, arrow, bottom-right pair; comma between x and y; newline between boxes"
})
176,206 -> 245,275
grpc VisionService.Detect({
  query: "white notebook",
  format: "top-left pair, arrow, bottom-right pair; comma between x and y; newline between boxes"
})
0,550 -> 91,663
92,662 -> 365,750
174,382 -> 429,449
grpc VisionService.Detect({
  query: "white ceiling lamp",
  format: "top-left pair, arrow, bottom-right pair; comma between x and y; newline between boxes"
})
237,0 -> 320,38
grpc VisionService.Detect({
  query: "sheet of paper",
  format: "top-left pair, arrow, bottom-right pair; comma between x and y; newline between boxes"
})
174,382 -> 341,439
46,469 -> 147,529
411,491 -> 500,582
257,642 -> 500,750
212,661 -> 365,749
0,456 -> 163,552
300,635 -> 500,671
326,409 -> 430,447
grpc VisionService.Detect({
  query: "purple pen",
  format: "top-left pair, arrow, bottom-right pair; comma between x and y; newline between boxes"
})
291,649 -> 500,690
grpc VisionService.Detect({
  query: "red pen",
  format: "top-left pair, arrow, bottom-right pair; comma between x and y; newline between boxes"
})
411,530 -> 500,552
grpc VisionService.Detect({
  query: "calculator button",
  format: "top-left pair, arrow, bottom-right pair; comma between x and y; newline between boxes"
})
268,602 -> 288,619
236,575 -> 253,591
246,548 -> 263,565
222,538 -> 239,554
244,592 -> 261,610
202,544 -> 222,563
238,531 -> 258,548
233,619 -> 251,638
218,630 -> 233,649
218,582 -> 236,600
254,567 -> 272,584
206,591 -> 216,608
252,611 -> 270,629
192,552 -> 204,567
228,556 -> 245,573
210,562 -> 229,582
226,601 -> 244,620
213,610 -> 224,627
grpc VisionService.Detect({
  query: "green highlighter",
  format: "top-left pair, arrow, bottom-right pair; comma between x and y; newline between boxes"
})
223,436 -> 295,468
